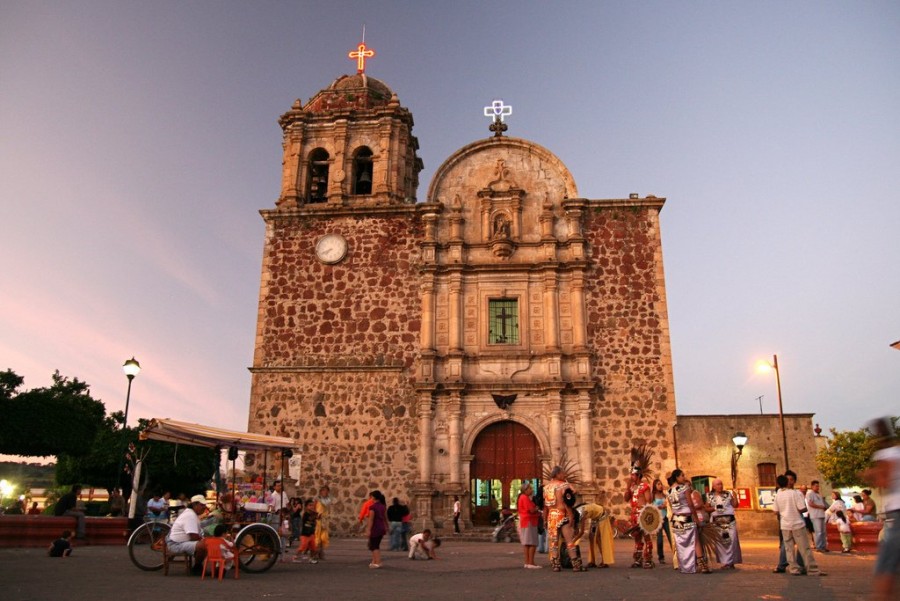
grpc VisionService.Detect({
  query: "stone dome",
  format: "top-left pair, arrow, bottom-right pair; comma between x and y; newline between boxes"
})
303,73 -> 397,113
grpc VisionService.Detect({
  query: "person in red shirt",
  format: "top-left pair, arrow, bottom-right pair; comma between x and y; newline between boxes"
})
517,481 -> 541,569
357,495 -> 375,531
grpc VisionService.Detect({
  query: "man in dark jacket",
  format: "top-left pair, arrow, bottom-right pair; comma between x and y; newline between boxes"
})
54,484 -> 86,539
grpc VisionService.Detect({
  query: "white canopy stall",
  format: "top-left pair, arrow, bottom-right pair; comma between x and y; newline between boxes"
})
139,418 -> 296,506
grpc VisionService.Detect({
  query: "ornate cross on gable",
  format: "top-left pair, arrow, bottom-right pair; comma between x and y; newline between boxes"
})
484,99 -> 512,137
348,42 -> 375,73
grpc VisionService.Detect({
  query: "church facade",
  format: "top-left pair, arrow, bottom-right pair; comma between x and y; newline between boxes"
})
247,56 -> 678,533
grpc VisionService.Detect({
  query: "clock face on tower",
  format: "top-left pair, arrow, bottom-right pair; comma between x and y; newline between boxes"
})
315,234 -> 348,264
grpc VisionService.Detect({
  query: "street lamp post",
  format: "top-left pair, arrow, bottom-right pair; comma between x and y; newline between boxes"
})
730,431 -> 748,489
115,357 -> 141,489
758,354 -> 789,472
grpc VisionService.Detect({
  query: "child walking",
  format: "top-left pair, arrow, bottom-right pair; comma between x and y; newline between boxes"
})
293,499 -> 319,563
278,508 -> 292,562
835,510 -> 853,553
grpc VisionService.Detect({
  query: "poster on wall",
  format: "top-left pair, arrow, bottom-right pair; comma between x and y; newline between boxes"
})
757,486 -> 776,510
734,487 -> 752,509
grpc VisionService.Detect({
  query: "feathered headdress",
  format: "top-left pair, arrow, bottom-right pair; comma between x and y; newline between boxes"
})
629,444 -> 654,479
542,454 -> 582,486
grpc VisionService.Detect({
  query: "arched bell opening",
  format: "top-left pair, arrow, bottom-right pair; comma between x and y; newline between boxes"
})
351,146 -> 373,195
307,148 -> 330,203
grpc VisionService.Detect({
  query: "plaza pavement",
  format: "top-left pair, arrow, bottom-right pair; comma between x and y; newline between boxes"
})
0,535 -> 879,601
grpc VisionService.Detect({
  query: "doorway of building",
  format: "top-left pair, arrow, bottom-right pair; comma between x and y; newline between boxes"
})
470,421 -> 541,526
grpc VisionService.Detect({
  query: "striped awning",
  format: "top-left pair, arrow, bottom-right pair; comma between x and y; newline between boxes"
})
140,418 -> 295,451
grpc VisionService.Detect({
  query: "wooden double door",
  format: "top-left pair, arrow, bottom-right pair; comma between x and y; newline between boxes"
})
470,421 -> 541,525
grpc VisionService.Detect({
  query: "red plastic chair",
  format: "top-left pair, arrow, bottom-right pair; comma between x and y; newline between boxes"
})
201,537 -> 238,580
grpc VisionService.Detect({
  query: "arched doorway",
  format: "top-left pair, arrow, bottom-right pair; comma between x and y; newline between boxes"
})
470,421 -> 541,525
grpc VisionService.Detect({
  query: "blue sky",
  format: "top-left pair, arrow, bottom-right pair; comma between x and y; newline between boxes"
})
2,1 -> 898,452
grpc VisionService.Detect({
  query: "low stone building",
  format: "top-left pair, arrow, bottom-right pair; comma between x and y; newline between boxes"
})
246,49 -> 678,534
674,413 -> 825,535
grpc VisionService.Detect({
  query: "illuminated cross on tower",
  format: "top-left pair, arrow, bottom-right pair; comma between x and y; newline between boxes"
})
348,42 -> 375,73
484,99 -> 512,137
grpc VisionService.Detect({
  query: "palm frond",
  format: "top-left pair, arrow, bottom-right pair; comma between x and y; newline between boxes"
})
698,523 -> 721,560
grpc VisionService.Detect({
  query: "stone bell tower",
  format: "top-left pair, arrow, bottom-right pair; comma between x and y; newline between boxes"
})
247,42 -> 428,532
274,42 -> 422,208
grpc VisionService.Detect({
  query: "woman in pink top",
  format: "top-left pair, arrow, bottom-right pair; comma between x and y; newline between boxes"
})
517,481 -> 541,569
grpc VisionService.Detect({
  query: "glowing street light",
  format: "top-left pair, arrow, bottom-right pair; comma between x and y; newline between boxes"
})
730,431 -> 748,489
757,354 -> 789,471
115,357 -> 141,489
121,357 -> 141,429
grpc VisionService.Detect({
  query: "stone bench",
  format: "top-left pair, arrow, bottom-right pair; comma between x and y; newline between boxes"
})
826,520 -> 883,554
0,515 -> 129,547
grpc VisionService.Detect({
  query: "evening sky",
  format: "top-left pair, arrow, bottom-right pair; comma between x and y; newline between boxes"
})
2,1 -> 898,457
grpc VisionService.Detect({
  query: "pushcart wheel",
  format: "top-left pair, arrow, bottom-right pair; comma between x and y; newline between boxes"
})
235,523 -> 280,573
128,521 -> 171,571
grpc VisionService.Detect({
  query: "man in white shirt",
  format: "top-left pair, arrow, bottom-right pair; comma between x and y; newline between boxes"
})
864,418 -> 899,601
773,475 -> 823,576
166,495 -> 209,568
805,480 -> 829,552
268,481 -> 287,526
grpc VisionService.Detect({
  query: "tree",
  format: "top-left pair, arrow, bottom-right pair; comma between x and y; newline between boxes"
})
55,412 -> 127,491
0,370 -> 105,457
816,417 -> 899,487
56,416 -> 217,497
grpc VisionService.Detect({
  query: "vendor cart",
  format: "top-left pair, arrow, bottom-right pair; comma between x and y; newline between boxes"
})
126,418 -> 295,574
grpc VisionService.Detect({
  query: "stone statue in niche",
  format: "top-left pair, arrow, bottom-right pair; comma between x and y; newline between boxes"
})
492,214 -> 511,240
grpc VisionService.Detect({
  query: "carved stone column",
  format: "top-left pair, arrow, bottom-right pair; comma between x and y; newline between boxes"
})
448,275 -> 462,352
449,207 -> 464,241
277,102 -> 304,207
563,202 -> 584,240
540,195 -> 555,238
420,278 -> 435,351
548,395 -> 563,464
447,392 -> 463,486
417,393 -> 435,483
543,273 -> 560,351
571,274 -> 587,351
327,120 -> 348,203
279,124 -> 304,206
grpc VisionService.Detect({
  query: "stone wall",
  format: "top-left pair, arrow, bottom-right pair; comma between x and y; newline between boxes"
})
251,209 -> 422,367
248,207 -> 423,533
582,202 -> 677,509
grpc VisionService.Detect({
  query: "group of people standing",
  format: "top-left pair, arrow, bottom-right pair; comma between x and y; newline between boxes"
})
514,460 -> 744,575
356,489 -> 440,568
637,468 -> 742,574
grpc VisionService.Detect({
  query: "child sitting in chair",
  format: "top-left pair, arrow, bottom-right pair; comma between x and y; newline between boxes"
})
207,524 -> 235,571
